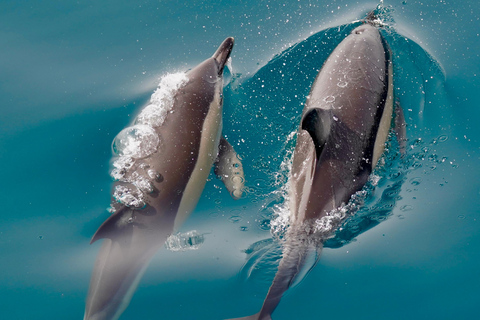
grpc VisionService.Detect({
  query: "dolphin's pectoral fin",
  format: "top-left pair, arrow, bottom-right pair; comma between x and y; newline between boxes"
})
301,108 -> 332,158
90,205 -> 134,244
215,136 -> 245,200
394,102 -> 407,155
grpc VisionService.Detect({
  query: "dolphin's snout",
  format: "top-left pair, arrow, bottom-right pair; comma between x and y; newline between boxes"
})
213,37 -> 234,74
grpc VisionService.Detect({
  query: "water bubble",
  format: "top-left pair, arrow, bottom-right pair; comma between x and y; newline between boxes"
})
209,211 -> 220,218
410,177 -> 422,186
400,205 -> 413,212
411,162 -> 422,169
438,135 -> 448,143
229,215 -> 242,223
346,68 -> 362,80
259,219 -> 271,230
165,230 -> 205,251
232,175 -> 245,184
147,169 -> 164,182
113,185 -> 145,208
389,171 -> 402,180
112,125 -> 159,159
132,174 -> 154,193
324,95 -> 335,103
111,157 -> 134,180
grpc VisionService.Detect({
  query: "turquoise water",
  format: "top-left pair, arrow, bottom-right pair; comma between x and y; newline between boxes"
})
1,1 -> 479,319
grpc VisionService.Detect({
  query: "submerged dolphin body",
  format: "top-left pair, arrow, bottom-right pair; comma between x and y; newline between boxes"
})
228,22 -> 404,320
84,37 -> 244,320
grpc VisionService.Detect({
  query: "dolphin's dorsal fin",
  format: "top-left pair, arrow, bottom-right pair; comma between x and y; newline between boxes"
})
90,206 -> 133,244
301,108 -> 332,158
214,137 -> 245,200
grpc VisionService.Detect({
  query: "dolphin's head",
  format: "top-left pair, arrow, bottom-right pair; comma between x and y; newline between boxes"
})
187,37 -> 234,83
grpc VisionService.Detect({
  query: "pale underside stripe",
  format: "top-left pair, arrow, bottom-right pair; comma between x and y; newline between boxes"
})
173,83 -> 223,231
372,59 -> 394,168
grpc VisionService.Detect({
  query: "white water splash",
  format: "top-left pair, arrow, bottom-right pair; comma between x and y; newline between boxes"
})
109,72 -> 189,211
269,128 -> 374,242
312,190 -> 367,236
136,72 -> 188,127
269,130 -> 296,239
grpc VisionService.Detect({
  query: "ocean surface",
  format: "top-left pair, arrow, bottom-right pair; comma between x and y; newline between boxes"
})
1,1 -> 479,319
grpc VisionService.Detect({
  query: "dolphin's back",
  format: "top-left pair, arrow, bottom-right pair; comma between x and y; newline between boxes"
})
307,24 -> 388,135
294,23 -> 391,223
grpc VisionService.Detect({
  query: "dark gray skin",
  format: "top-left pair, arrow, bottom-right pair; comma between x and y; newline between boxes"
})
228,23 -> 403,320
84,37 -> 244,320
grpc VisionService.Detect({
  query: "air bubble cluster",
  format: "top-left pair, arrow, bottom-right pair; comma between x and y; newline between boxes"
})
113,185 -> 146,209
112,125 -> 159,159
109,72 -> 188,210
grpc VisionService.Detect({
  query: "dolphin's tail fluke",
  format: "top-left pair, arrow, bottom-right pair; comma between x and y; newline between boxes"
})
85,205 -> 174,320
84,238 -> 162,320
226,240 -> 320,320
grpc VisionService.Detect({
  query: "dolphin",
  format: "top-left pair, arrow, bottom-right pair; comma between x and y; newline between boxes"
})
227,21 -> 405,320
84,37 -> 245,320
